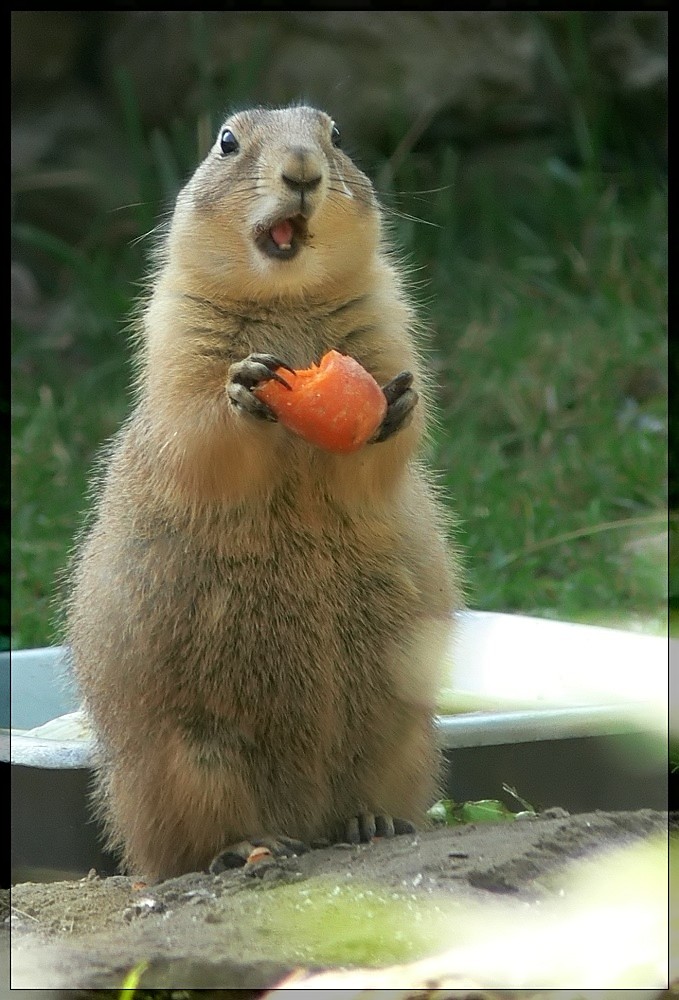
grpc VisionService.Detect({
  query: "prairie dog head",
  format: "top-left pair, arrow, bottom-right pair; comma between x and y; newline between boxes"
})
167,106 -> 382,302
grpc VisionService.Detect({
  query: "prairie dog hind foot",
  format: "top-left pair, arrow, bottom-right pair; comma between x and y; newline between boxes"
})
209,834 -> 309,873
209,813 -> 418,873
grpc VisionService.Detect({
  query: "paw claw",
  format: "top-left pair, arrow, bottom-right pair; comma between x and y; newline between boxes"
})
227,353 -> 294,420
366,370 -> 418,443
337,812 -> 415,845
382,371 -> 414,405
371,375 -> 418,443
269,370 -> 293,390
374,814 -> 395,838
393,817 -> 417,835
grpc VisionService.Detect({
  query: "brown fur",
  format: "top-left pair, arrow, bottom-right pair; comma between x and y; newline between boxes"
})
66,105 -> 462,881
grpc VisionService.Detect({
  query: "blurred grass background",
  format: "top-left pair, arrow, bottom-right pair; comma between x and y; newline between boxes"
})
10,12 -> 668,650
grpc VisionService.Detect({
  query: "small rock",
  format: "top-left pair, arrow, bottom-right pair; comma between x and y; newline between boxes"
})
122,897 -> 167,921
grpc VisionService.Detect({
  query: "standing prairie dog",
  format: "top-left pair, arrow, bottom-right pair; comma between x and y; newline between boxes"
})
67,105 -> 462,882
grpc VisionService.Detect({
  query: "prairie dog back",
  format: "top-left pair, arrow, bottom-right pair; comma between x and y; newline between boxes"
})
67,105 -> 462,881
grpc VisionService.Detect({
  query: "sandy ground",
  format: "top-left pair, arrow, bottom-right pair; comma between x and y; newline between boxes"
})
7,808 -> 669,992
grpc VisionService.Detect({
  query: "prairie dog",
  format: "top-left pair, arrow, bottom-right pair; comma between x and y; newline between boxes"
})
67,105 -> 462,882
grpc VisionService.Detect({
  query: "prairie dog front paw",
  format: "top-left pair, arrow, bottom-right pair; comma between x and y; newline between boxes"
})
226,353 -> 294,420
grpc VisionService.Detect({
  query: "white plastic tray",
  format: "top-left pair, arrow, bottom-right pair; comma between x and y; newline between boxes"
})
3,611 -> 669,767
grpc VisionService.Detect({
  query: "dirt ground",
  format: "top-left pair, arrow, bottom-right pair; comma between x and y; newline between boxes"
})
7,808 -> 669,992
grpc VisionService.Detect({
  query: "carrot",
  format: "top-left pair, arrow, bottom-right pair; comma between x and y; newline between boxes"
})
246,846 -> 273,864
253,350 -> 387,454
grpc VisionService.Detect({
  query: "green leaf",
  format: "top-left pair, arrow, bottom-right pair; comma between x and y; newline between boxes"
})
428,798 -> 519,825
118,959 -> 148,996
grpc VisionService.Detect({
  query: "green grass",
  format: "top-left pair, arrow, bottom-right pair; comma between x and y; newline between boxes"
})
425,182 -> 667,627
11,344 -> 131,648
377,91 -> 667,633
11,17 -> 667,649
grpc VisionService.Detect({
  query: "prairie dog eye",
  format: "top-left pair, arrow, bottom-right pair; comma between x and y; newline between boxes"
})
219,128 -> 239,156
330,124 -> 341,148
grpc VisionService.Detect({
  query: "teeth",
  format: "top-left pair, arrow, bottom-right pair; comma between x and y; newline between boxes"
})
278,242 -> 292,251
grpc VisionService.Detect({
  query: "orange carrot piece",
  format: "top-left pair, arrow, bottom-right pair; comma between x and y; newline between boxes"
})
254,350 -> 387,454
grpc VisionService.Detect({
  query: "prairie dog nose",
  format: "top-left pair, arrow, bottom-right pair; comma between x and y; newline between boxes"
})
281,146 -> 324,192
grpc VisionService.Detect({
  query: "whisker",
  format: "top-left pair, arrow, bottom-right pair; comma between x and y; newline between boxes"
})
328,184 -> 439,230
379,205 -> 441,229
108,201 -> 148,214
377,184 -> 454,199
326,190 -> 375,216
130,224 -> 165,248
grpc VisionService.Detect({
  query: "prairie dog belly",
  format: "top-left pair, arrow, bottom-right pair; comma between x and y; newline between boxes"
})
72,478 -> 449,868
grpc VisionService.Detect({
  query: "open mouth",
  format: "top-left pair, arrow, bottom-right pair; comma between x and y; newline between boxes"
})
254,215 -> 309,260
